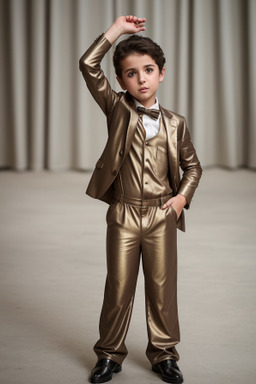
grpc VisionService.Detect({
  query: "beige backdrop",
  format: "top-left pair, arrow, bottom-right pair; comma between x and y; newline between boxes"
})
0,0 -> 256,171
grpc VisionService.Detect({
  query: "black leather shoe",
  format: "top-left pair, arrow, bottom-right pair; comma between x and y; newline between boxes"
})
152,359 -> 184,383
90,358 -> 122,383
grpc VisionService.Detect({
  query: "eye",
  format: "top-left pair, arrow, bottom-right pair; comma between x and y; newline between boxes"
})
146,67 -> 154,73
127,71 -> 136,78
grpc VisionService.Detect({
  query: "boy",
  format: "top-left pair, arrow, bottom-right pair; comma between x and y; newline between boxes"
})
79,15 -> 202,384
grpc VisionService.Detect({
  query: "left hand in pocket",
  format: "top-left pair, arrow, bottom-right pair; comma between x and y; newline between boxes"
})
160,194 -> 187,219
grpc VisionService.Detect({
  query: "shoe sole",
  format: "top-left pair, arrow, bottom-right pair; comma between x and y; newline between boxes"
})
90,366 -> 122,383
152,366 -> 184,383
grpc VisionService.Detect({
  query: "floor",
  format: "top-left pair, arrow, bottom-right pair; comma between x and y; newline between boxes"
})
0,169 -> 256,384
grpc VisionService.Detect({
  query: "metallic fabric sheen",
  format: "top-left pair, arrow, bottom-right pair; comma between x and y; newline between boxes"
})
94,201 -> 179,366
113,115 -> 173,200
79,33 -> 202,366
93,117 -> 180,365
79,34 -> 203,232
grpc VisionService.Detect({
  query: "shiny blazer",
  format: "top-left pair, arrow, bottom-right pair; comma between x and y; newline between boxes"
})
79,34 -> 202,231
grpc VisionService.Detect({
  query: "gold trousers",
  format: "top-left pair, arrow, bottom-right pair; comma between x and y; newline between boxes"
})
94,198 -> 180,365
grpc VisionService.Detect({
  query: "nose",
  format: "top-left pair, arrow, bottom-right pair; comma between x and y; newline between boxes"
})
138,72 -> 145,84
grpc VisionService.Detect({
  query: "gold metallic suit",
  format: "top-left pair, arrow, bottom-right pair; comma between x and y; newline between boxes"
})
79,34 -> 202,366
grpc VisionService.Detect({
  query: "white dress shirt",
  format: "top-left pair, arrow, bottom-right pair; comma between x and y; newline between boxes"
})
134,98 -> 160,141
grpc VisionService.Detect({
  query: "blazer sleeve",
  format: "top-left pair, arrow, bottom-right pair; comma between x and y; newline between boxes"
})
79,34 -> 119,116
177,118 -> 203,208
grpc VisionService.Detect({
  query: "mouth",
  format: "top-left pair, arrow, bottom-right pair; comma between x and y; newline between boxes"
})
139,87 -> 148,93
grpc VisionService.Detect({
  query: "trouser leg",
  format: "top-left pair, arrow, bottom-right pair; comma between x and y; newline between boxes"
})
94,203 -> 141,365
141,206 -> 180,365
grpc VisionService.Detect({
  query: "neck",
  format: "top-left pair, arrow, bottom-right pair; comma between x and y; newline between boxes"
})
134,97 -> 158,109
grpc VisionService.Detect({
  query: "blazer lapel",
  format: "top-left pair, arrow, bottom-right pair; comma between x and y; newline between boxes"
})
124,93 -> 139,156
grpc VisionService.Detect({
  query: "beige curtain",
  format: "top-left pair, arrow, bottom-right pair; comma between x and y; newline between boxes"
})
0,0 -> 255,171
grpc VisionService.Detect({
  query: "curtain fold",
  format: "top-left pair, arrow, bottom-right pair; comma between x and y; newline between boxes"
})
248,0 -> 256,168
30,0 -> 47,170
10,0 -> 28,169
0,0 -> 255,170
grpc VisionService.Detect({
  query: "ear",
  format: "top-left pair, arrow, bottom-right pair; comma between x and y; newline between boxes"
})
116,76 -> 127,90
159,67 -> 166,83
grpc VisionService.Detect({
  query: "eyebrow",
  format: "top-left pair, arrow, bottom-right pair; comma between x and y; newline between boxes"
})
124,64 -> 156,74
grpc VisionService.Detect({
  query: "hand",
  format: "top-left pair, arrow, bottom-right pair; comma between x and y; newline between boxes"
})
105,15 -> 146,44
160,194 -> 187,219
115,15 -> 146,34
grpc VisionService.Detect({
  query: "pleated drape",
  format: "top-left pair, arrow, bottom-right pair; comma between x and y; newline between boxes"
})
0,0 -> 255,170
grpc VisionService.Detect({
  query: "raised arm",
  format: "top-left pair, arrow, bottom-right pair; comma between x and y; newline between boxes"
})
79,16 -> 146,116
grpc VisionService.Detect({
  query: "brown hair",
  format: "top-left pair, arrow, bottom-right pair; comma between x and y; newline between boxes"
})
113,35 -> 166,78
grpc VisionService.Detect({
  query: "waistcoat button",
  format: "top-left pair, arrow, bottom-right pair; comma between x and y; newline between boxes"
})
119,149 -> 124,156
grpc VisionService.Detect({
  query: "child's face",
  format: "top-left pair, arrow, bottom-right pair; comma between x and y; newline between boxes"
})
117,53 -> 165,108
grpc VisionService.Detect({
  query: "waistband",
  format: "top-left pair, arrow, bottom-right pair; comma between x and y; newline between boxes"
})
113,192 -> 172,207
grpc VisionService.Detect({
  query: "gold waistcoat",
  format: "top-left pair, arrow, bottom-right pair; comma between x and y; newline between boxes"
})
113,115 -> 173,200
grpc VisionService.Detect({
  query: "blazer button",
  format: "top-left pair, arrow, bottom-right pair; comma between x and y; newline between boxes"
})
119,149 -> 124,156
112,170 -> 117,176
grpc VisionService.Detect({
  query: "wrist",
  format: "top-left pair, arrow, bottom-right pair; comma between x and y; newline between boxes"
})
104,21 -> 125,44
177,193 -> 187,206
